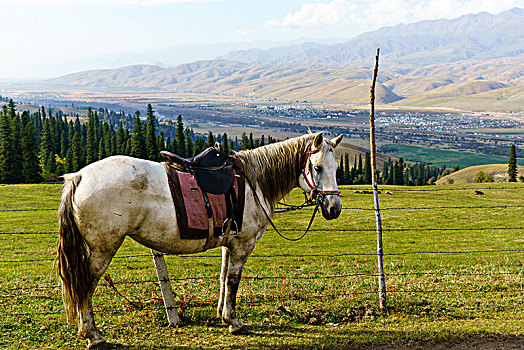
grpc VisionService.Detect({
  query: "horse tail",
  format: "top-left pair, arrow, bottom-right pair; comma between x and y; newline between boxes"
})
56,173 -> 92,323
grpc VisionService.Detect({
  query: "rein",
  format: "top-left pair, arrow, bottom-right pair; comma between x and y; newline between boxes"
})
233,140 -> 338,242
240,170 -> 321,242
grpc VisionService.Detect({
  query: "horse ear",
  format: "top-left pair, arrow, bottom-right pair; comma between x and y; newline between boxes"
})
330,135 -> 343,148
312,133 -> 323,151
214,142 -> 222,151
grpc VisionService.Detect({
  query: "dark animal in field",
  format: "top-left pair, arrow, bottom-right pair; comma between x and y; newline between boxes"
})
475,190 -> 484,195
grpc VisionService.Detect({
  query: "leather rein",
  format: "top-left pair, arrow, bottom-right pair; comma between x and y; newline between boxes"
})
238,140 -> 340,242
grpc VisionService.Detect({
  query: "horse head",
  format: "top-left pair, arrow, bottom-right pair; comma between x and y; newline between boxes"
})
299,133 -> 343,220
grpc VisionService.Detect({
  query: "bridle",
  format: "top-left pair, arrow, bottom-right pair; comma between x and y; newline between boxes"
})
301,140 -> 341,202
238,139 -> 341,242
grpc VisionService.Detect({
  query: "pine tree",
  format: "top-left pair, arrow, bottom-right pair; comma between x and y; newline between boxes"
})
241,132 -> 250,150
193,138 -> 206,156
116,123 -> 126,154
249,132 -> 254,149
381,161 -> 389,184
71,132 -> 83,172
221,133 -> 229,155
175,115 -> 185,157
10,112 -> 23,182
21,120 -> 42,182
146,104 -> 159,161
342,153 -> 353,185
185,128 -> 193,157
157,131 -> 165,152
130,112 -> 146,159
206,131 -> 214,148
86,111 -> 97,164
60,130 -> 68,158
98,138 -> 106,160
364,152 -> 372,184
508,144 -> 518,182
65,148 -> 73,173
260,135 -> 265,147
336,155 -> 344,185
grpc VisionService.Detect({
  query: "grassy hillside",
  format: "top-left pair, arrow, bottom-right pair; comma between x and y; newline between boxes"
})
1,183 -> 523,348
380,144 -> 524,168
43,57 -> 524,111
436,164 -> 524,184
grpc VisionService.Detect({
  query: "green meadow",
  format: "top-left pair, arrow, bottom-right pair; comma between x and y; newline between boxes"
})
0,183 -> 523,349
380,144 -> 524,168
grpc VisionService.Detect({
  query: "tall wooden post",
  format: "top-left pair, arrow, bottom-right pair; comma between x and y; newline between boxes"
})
369,48 -> 387,312
151,249 -> 180,325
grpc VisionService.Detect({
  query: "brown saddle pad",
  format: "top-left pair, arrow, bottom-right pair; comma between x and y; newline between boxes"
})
163,162 -> 245,240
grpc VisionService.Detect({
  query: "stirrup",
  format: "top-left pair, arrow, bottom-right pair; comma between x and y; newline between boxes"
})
221,218 -> 239,238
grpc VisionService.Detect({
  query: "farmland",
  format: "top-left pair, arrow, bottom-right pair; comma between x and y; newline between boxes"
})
380,144 -> 524,168
1,183 -> 523,349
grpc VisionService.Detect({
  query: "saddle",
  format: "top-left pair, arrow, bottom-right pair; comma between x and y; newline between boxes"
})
161,148 -> 244,245
161,148 -> 234,194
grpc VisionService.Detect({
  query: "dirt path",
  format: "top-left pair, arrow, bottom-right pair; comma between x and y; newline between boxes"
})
365,335 -> 524,349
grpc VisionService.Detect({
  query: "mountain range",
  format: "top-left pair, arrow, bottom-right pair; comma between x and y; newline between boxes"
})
44,8 -> 524,112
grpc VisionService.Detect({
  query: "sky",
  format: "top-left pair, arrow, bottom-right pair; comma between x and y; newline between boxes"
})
0,0 -> 523,79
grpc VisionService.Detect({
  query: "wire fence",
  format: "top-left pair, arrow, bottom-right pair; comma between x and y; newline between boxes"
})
1,185 -> 523,320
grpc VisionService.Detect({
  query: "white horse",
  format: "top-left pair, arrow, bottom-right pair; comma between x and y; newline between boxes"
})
57,132 -> 343,349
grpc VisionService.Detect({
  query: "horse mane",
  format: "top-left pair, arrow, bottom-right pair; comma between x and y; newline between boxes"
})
236,134 -> 316,205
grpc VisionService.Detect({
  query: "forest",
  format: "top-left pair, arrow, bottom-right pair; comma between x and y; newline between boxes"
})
0,100 -> 451,185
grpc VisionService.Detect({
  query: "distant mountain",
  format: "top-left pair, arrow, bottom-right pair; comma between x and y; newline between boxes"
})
43,9 -> 524,112
220,8 -> 524,65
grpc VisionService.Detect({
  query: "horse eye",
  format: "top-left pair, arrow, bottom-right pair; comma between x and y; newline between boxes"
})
314,166 -> 323,173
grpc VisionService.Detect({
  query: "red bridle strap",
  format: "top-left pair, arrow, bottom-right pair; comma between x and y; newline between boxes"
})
301,141 -> 340,200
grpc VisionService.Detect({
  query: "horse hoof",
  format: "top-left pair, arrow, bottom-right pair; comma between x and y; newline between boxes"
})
87,339 -> 108,350
230,325 -> 251,336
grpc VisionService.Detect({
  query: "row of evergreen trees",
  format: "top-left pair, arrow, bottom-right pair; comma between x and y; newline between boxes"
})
0,101 -> 273,183
337,153 -> 449,185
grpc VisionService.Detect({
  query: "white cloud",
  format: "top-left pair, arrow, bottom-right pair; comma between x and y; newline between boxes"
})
265,0 -> 524,29
0,0 -> 222,7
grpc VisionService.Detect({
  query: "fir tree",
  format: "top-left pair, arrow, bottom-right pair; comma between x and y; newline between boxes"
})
21,120 -> 42,182
193,138 -> 206,156
116,123 -> 126,154
98,138 -> 106,160
71,132 -> 83,172
363,152 -> 372,184
241,132 -> 250,150
86,111 -> 97,164
185,128 -> 193,157
60,130 -> 68,158
508,144 -> 518,182
146,104 -> 159,161
65,149 -> 73,173
130,112 -> 146,159
206,131 -> 214,148
175,115 -> 185,157
10,112 -> 23,182
344,153 -> 350,185
222,133 -> 229,155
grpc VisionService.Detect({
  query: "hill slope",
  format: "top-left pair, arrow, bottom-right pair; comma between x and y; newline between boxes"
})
42,9 -> 524,111
436,164 -> 524,184
220,8 -> 524,65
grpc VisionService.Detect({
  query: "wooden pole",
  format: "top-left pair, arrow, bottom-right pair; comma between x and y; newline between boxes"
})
151,249 -> 180,325
369,48 -> 387,312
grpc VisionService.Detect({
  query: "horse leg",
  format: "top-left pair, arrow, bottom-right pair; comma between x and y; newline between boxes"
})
220,239 -> 255,335
217,246 -> 230,320
78,248 -> 120,349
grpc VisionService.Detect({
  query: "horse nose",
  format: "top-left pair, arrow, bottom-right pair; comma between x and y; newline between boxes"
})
329,205 -> 341,219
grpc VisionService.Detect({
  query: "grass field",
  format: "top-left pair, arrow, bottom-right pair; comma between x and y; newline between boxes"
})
1,183 -> 523,349
381,144 -> 524,168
